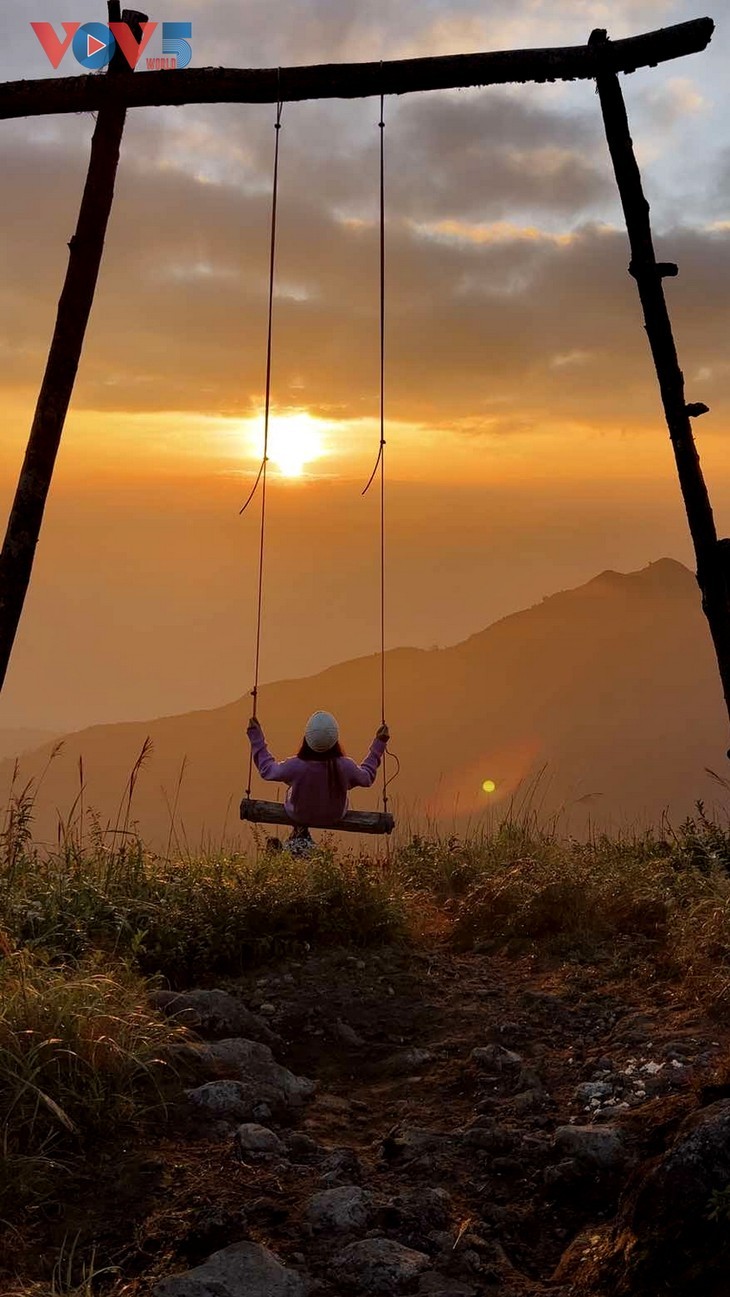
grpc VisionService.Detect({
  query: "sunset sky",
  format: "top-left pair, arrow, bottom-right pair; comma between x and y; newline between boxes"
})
0,0 -> 728,733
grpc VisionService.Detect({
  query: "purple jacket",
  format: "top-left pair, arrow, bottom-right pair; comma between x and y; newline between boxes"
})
248,726 -> 386,826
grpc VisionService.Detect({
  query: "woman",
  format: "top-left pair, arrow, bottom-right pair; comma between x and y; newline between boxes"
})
247,710 -> 389,853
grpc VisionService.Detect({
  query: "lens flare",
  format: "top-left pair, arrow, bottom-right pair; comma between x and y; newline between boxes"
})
482,779 -> 497,794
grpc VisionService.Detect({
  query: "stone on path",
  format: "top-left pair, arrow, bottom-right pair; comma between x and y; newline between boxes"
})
186,1038 -> 315,1118
185,1080 -> 253,1123
234,1123 -> 285,1156
305,1185 -> 373,1232
554,1124 -> 626,1171
471,1044 -> 522,1070
331,1238 -> 431,1294
151,989 -> 279,1047
153,1241 -> 308,1297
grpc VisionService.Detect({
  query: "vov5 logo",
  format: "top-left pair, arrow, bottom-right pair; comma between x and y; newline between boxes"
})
31,21 -> 193,71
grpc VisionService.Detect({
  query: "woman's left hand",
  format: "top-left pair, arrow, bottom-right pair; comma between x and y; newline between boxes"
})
247,716 -> 262,735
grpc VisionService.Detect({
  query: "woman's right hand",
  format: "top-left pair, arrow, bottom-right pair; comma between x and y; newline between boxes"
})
247,716 -> 262,736
376,723 -> 390,743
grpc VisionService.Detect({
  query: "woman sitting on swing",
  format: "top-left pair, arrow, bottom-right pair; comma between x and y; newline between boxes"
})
246,711 -> 389,854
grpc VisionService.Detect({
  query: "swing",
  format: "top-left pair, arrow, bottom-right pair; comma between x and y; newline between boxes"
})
240,96 -> 395,838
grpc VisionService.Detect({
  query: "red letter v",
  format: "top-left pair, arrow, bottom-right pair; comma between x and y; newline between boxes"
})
30,22 -> 80,70
109,21 -> 158,69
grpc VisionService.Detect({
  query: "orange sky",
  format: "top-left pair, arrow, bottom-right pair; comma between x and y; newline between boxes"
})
0,0 -> 729,731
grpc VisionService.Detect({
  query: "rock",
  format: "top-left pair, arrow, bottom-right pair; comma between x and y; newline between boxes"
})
471,1044 -> 522,1071
457,1250 -> 481,1274
428,1231 -> 454,1255
234,1123 -> 285,1157
190,1038 -> 316,1114
554,1125 -> 626,1171
513,1066 -> 545,1094
461,1124 -> 517,1154
331,1238 -> 430,1293
285,1132 -> 323,1160
574,1080 -> 613,1105
320,1147 -> 364,1185
630,1101 -> 730,1270
150,989 -> 279,1047
382,1128 -> 449,1161
306,1185 -> 373,1233
153,1241 -> 308,1297
418,1278 -> 476,1297
316,1093 -> 351,1113
589,1100 -> 730,1294
334,1018 -> 366,1047
661,1039 -> 692,1059
543,1158 -> 581,1190
186,1080 -> 253,1123
378,1049 -> 435,1076
512,1088 -> 547,1116
386,1188 -> 452,1233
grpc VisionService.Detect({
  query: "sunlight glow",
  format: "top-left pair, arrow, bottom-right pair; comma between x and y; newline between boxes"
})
247,411 -> 327,479
482,779 -> 497,794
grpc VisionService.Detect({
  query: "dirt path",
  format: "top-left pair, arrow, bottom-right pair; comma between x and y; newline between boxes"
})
86,943 -> 729,1297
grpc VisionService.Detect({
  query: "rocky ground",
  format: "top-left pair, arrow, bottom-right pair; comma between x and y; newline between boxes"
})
18,945 -> 730,1296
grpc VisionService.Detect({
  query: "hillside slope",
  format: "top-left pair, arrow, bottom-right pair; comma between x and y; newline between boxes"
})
3,559 -> 727,846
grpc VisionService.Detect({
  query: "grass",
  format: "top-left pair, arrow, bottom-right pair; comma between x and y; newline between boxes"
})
2,1235 -> 120,1297
0,947 -> 183,1223
2,766 -> 730,1290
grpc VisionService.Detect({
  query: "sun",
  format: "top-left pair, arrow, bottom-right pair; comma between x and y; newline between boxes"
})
248,411 -> 326,478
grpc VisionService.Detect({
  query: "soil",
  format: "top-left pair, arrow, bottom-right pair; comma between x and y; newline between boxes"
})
4,942 -> 730,1296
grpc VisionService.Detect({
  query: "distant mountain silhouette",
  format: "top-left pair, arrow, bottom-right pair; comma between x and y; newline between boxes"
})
0,728 -> 59,761
4,558 -> 728,848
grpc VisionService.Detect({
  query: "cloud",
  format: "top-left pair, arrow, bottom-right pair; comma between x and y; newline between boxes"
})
639,76 -> 707,129
2,106 -> 728,439
0,0 -> 724,442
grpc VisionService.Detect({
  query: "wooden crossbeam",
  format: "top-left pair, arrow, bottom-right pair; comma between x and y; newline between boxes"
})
240,799 -> 395,836
0,18 -> 714,121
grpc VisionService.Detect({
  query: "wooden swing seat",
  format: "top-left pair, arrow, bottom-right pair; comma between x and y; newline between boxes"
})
240,798 -> 395,836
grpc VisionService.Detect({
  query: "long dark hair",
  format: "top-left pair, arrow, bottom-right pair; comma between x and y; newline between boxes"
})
298,739 -> 346,798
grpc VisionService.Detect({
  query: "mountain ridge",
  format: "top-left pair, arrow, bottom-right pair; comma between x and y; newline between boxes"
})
2,557 -> 724,846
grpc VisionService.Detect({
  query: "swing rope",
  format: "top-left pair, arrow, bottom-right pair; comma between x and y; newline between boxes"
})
242,96 -> 283,800
363,91 -> 390,816
241,92 -> 395,826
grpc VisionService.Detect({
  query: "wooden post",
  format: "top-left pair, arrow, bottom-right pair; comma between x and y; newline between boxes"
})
590,28 -> 730,742
0,6 -> 148,692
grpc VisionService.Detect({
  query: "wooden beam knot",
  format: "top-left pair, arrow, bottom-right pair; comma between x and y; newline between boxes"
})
629,259 -> 678,281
